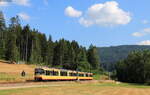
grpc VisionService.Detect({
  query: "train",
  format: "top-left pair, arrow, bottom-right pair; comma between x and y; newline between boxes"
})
34,67 -> 93,81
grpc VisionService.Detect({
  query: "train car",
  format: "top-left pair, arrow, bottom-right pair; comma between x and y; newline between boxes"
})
34,67 -> 93,81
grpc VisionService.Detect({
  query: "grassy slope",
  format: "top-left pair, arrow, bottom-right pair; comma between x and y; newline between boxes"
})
0,61 -> 36,83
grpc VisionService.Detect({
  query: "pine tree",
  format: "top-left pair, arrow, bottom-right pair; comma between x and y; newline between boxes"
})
29,30 -> 42,63
20,25 -> 31,62
39,34 -> 47,63
0,11 -> 6,59
77,47 -> 90,71
5,16 -> 21,61
5,32 -> 19,62
11,16 -> 22,61
63,42 -> 76,70
87,45 -> 100,70
9,16 -> 20,28
53,41 -> 61,66
0,11 -> 6,31
46,35 -> 54,66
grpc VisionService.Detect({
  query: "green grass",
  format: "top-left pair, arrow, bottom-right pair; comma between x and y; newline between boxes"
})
93,74 -> 100,80
93,74 -> 109,80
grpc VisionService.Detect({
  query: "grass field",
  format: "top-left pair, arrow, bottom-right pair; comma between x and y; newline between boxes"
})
0,61 -> 36,83
0,82 -> 150,95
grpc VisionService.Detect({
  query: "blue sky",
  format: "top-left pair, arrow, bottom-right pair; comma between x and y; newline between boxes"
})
0,0 -> 150,47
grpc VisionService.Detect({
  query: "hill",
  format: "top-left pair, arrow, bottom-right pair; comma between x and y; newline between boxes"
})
97,45 -> 150,71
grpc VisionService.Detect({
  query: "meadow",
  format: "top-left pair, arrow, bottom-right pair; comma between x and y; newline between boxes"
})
0,61 -> 35,83
0,82 -> 150,95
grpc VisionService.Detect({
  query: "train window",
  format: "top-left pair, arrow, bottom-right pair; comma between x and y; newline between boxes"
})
49,71 -> 53,75
89,74 -> 93,77
86,74 -> 89,77
73,73 -> 77,76
69,73 -> 73,76
45,70 -> 58,76
53,71 -> 59,76
35,68 -> 45,75
46,70 -> 50,75
60,71 -> 68,76
79,74 -> 84,77
69,73 -> 77,76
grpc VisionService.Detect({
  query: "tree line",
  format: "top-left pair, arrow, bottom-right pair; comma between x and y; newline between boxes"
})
97,45 -> 150,72
0,11 -> 100,72
116,50 -> 150,84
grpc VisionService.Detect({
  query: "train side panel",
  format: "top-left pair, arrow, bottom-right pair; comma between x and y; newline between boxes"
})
35,75 -> 93,81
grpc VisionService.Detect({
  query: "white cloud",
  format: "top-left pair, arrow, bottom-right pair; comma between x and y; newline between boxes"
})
65,6 -> 82,18
12,0 -> 30,6
79,1 -> 131,27
142,20 -> 149,24
18,12 -> 30,21
0,0 -> 30,6
132,28 -> 150,37
0,1 -> 9,6
137,40 -> 150,45
132,32 -> 144,37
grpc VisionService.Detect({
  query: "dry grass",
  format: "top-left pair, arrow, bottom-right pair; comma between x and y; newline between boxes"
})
0,61 -> 36,83
0,82 -> 150,95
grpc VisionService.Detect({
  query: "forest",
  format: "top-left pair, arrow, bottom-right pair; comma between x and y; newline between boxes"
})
116,50 -> 150,84
98,45 -> 150,84
97,45 -> 150,72
0,11 -> 100,72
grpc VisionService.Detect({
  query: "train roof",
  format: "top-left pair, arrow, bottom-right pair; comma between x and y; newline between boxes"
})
35,67 -> 93,74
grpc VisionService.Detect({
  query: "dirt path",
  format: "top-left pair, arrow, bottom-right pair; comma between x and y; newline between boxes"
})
0,80 -> 104,90
0,84 -> 64,90
0,81 -> 73,90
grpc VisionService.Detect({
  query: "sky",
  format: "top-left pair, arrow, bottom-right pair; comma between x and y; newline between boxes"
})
0,0 -> 150,47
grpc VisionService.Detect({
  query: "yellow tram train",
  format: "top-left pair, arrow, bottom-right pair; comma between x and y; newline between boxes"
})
34,67 -> 93,81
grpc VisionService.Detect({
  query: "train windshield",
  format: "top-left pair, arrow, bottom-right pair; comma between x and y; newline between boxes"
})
35,68 -> 45,75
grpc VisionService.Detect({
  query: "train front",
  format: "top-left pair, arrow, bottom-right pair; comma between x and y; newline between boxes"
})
34,68 -> 45,81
